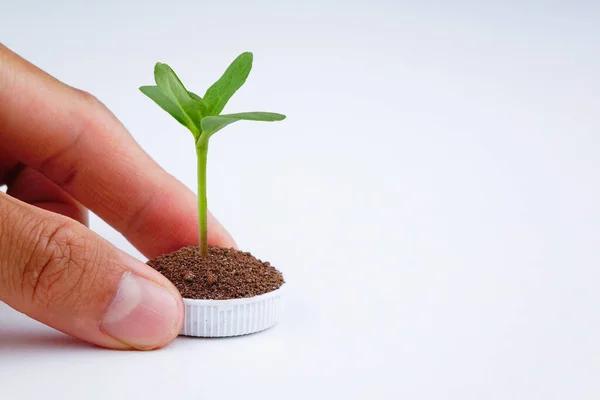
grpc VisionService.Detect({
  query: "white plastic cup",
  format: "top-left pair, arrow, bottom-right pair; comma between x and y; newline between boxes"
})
180,284 -> 285,337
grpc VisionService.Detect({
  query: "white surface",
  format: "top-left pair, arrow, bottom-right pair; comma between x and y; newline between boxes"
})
1,1 -> 600,399
181,285 -> 285,337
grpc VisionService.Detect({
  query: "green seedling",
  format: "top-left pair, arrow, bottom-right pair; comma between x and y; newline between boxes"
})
140,52 -> 285,256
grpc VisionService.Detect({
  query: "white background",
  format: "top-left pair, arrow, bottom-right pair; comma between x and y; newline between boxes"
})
1,1 -> 599,399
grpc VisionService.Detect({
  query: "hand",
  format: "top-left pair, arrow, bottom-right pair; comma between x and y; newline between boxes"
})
0,44 -> 236,350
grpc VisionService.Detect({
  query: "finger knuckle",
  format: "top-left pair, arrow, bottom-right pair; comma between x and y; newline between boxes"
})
21,219 -> 103,310
71,91 -> 103,130
73,87 -> 98,104
37,89 -> 110,188
72,88 -> 106,113
69,88 -> 112,133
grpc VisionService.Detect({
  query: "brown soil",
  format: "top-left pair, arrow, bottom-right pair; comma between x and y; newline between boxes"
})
146,245 -> 284,300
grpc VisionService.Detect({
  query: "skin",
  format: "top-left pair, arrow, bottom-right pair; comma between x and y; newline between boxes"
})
0,43 -> 236,350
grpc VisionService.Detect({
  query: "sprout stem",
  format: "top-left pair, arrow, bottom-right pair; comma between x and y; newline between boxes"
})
196,138 -> 209,256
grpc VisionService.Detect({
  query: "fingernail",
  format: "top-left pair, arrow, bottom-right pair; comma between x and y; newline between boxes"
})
101,272 -> 181,350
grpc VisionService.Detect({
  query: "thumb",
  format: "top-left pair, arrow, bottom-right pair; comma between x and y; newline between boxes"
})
0,193 -> 184,350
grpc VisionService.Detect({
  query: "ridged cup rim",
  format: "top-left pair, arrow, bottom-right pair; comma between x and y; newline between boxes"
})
179,283 -> 285,337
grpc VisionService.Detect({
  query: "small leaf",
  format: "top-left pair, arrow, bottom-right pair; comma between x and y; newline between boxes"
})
219,112 -> 286,122
154,62 -> 207,133
139,85 -> 190,129
203,52 -> 253,116
188,91 -> 204,101
201,112 -> 286,137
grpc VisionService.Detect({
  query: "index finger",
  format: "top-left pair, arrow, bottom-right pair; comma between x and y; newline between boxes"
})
0,43 -> 236,258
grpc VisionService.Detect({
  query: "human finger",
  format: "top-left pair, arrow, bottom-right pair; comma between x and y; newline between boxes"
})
0,193 -> 184,350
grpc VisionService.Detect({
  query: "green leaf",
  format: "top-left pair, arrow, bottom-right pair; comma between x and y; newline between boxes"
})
220,112 -> 286,121
139,85 -> 190,129
203,52 -> 253,116
188,91 -> 204,101
200,112 -> 286,137
153,62 -> 207,134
